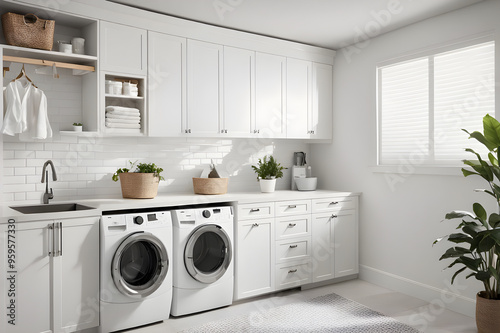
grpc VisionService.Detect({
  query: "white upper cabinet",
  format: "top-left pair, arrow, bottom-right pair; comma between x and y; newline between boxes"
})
186,39 -> 223,136
148,31 -> 186,137
286,59 -> 333,139
255,53 -> 286,138
100,21 -> 147,75
222,46 -> 254,137
311,62 -> 333,140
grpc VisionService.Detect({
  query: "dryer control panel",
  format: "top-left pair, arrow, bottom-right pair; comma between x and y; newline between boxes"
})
171,206 -> 233,227
101,211 -> 172,235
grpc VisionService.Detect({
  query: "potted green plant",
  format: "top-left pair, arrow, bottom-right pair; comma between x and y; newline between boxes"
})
72,122 -> 82,132
252,155 -> 286,193
434,114 -> 500,332
112,160 -> 164,199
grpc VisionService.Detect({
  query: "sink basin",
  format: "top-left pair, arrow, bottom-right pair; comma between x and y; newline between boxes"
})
10,203 -> 96,214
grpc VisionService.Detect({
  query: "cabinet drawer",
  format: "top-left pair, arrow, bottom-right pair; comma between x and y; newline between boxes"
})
238,203 -> 274,220
275,200 -> 310,217
276,215 -> 310,240
276,238 -> 311,263
276,261 -> 312,290
312,196 -> 356,213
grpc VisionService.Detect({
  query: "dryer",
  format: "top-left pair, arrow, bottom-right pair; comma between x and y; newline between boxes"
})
99,211 -> 172,332
170,206 -> 234,316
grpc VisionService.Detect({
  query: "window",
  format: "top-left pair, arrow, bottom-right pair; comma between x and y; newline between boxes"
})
377,40 -> 495,166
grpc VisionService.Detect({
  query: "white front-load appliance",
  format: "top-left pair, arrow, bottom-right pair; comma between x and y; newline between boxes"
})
170,206 -> 234,316
99,211 -> 172,332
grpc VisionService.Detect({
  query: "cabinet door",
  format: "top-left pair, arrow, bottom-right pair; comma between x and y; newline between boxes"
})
311,63 -> 333,140
100,21 -> 147,75
148,31 -> 185,136
334,210 -> 359,277
255,53 -> 286,138
286,58 -> 311,139
0,221 -> 52,333
186,39 -> 223,136
235,218 -> 274,300
54,217 -> 99,333
223,46 -> 254,136
311,213 -> 334,283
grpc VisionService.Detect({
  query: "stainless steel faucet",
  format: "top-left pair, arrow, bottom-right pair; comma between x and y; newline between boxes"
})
41,160 -> 58,204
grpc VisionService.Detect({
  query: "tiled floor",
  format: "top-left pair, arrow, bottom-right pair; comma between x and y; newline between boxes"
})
126,279 -> 476,333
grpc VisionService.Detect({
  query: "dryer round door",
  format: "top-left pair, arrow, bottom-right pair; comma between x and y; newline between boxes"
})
184,224 -> 232,284
112,232 -> 169,298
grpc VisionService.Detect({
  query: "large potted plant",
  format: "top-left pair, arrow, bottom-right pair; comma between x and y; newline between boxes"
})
252,155 -> 286,193
434,114 -> 500,333
112,161 -> 164,199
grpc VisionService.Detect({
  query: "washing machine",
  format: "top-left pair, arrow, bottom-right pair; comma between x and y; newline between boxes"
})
170,206 -> 234,316
99,211 -> 172,333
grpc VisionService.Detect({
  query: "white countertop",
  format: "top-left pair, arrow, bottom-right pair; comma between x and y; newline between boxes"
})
0,190 -> 360,223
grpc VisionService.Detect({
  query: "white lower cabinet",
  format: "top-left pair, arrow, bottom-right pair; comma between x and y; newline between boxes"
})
236,194 -> 358,300
0,217 -> 99,333
235,215 -> 275,300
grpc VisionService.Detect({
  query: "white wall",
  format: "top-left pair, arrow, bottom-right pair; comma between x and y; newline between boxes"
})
2,63 -> 307,203
311,0 -> 500,320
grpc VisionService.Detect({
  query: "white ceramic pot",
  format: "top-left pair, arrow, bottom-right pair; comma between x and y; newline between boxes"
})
259,178 -> 276,193
73,125 -> 82,132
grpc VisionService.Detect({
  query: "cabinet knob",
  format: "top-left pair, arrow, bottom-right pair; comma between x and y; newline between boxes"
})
288,205 -> 297,209
250,208 -> 260,212
331,214 -> 338,219
330,201 -> 339,205
288,269 -> 298,273
288,223 -> 296,227
289,244 -> 298,249
252,223 -> 259,227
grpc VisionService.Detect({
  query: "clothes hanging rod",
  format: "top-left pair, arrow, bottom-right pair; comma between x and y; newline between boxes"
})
3,55 -> 95,72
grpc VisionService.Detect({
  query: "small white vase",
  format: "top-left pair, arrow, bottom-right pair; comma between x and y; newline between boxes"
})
259,178 -> 276,193
73,125 -> 82,132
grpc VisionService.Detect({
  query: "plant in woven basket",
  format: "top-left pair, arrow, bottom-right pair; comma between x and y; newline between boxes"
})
112,160 -> 164,182
433,114 -> 500,332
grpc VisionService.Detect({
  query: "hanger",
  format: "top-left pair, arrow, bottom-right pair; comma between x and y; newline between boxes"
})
12,64 -> 38,88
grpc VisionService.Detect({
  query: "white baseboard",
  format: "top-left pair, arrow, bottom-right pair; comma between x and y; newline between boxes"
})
359,265 -> 475,318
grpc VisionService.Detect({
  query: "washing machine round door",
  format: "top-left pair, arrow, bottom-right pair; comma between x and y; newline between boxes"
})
184,224 -> 232,284
112,232 -> 169,298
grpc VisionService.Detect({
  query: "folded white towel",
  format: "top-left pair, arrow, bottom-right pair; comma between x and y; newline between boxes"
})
105,121 -> 141,129
105,106 -> 140,113
105,112 -> 141,120
105,117 -> 140,124
105,110 -> 140,117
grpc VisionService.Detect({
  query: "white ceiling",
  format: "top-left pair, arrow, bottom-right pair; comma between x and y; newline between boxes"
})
108,0 -> 483,50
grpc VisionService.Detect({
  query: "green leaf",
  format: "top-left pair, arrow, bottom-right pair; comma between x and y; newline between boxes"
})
489,213 -> 500,228
488,152 -> 499,166
492,166 -> 500,183
451,267 -> 467,284
448,233 -> 472,244
439,247 -> 472,260
445,211 -> 475,220
475,270 -> 492,281
473,203 -> 488,223
459,256 -> 482,272
477,233 -> 496,252
488,266 -> 500,282
461,168 -> 480,177
464,127 -> 497,151
483,114 -> 500,148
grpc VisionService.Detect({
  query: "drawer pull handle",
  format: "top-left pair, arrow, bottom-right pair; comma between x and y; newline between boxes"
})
330,201 -> 339,205
331,214 -> 338,219
288,223 -> 296,227
252,223 -> 259,227
288,205 -> 297,208
288,269 -> 297,273
250,208 -> 260,212
289,244 -> 298,248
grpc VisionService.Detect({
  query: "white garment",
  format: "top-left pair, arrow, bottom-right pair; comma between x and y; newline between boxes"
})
2,79 -> 52,139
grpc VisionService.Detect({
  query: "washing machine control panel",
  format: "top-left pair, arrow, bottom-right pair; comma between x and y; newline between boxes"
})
134,216 -> 144,225
102,211 -> 172,233
202,210 -> 211,218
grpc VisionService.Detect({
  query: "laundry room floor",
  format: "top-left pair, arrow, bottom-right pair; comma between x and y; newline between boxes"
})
125,279 -> 476,333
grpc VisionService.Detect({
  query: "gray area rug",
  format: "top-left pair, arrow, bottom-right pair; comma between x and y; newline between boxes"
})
181,293 -> 420,332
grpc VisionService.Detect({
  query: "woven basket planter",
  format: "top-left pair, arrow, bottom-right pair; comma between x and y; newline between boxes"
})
476,292 -> 500,333
192,178 -> 228,195
1,13 -> 55,50
119,173 -> 159,199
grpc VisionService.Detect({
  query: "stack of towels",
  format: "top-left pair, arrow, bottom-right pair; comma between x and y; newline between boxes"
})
105,106 -> 141,129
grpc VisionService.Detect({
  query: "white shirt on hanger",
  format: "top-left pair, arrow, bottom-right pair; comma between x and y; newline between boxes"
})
2,78 -> 52,139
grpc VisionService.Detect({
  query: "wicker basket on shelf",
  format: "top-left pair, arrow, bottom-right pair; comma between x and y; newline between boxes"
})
119,173 -> 159,199
1,12 -> 55,50
192,178 -> 228,195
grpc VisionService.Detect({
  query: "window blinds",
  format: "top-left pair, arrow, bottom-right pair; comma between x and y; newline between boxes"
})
378,41 -> 495,166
